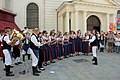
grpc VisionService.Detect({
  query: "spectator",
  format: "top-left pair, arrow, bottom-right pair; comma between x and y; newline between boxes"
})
107,31 -> 115,53
114,33 -> 120,54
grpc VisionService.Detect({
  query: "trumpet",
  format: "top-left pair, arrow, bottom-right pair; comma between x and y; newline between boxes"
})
10,29 -> 24,46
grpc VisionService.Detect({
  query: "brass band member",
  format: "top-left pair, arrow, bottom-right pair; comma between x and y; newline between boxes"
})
29,28 -> 42,76
2,27 -> 18,76
13,39 -> 22,65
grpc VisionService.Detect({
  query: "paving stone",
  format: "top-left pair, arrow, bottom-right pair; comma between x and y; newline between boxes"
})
0,52 -> 120,80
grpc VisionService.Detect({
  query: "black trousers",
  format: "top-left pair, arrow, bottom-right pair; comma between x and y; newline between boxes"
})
38,46 -> 44,68
13,47 -> 20,59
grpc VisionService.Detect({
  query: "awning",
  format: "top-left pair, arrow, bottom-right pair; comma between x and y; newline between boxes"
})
0,20 -> 21,31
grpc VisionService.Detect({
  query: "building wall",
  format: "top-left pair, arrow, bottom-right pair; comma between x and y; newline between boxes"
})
13,0 -> 45,30
0,0 -> 13,11
0,0 -> 2,9
4,0 -> 12,11
13,0 -> 120,32
13,0 -> 67,31
58,0 -> 119,33
45,0 -> 66,32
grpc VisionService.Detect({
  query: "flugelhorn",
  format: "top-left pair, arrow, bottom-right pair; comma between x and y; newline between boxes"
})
11,29 -> 23,40
10,29 -> 23,46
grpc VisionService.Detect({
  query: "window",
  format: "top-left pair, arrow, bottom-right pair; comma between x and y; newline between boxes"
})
27,3 -> 39,29
4,0 -> 11,11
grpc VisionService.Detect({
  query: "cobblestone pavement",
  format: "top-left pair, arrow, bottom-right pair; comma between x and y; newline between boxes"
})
0,51 -> 120,80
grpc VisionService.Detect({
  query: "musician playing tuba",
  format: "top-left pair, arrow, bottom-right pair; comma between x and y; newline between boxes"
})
10,29 -> 23,46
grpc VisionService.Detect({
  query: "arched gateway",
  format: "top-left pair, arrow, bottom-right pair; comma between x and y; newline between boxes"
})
87,15 -> 101,32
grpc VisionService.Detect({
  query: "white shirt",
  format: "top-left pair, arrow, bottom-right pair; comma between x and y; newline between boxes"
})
31,35 -> 43,47
86,36 -> 89,40
0,35 -> 4,42
49,36 -> 56,41
63,36 -> 69,40
57,37 -> 62,41
115,37 -> 120,46
89,35 -> 96,43
14,40 -> 20,45
42,36 -> 49,42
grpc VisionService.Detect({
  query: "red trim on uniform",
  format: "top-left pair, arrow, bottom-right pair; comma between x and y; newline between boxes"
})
57,43 -> 60,57
50,44 -> 53,61
43,46 -> 46,63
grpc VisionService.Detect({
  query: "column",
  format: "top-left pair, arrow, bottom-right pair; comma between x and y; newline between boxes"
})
71,11 -> 74,30
75,10 -> 79,31
11,0 -> 13,11
113,14 -> 116,23
60,15 -> 63,33
2,0 -> 4,9
66,11 -> 70,32
83,11 -> 87,35
106,13 -> 110,31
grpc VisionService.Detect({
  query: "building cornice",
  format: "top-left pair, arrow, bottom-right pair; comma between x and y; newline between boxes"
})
57,1 -> 119,12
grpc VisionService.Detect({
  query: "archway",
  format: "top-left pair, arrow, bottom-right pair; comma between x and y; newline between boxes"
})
87,15 -> 101,32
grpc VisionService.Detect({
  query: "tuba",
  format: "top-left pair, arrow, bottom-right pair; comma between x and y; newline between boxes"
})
10,29 -> 23,46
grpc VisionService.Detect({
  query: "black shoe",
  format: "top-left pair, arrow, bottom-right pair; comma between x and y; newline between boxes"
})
33,73 -> 39,76
18,62 -> 22,64
10,65 -> 14,68
39,67 -> 45,71
58,58 -> 62,60
36,70 -> 41,73
6,73 -> 14,76
43,63 -> 47,66
92,57 -> 98,65
32,67 -> 40,76
5,65 -> 14,76
92,63 -> 98,65
64,56 -> 68,58
77,53 -> 80,56
46,63 -> 50,65
50,61 -> 55,63
9,71 -> 13,74
15,63 -> 19,65
69,55 -> 73,57
36,67 -> 41,73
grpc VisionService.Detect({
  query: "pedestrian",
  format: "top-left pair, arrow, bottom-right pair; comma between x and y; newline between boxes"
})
107,31 -> 115,53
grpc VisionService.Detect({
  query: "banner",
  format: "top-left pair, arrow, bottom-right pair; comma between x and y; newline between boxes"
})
117,18 -> 120,30
109,23 -> 117,31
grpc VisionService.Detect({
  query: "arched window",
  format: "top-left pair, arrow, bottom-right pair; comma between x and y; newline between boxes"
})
26,3 -> 39,29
